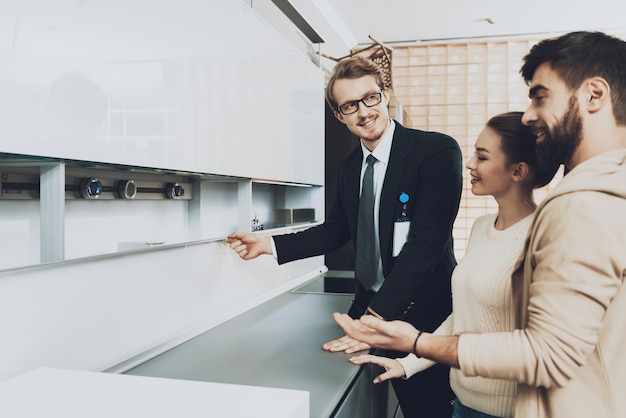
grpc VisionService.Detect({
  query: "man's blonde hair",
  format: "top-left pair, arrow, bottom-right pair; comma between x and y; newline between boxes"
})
325,56 -> 387,110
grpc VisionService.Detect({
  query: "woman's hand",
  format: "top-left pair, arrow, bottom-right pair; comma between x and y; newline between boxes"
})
322,334 -> 371,354
349,354 -> 406,383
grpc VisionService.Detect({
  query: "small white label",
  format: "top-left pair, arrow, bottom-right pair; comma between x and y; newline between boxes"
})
393,220 -> 410,257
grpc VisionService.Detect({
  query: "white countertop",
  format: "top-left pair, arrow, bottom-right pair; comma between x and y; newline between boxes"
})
0,368 -> 309,418
125,290 -> 358,418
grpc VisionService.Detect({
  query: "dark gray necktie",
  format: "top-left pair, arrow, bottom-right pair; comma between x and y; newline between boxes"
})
355,154 -> 378,290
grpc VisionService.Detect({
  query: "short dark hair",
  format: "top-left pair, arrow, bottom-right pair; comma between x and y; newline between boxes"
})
520,31 -> 626,125
486,111 -> 559,189
325,56 -> 387,110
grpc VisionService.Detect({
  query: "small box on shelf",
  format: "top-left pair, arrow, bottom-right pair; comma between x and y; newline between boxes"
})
273,208 -> 316,225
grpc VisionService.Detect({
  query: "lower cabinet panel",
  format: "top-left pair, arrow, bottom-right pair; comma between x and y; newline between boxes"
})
332,363 -> 401,418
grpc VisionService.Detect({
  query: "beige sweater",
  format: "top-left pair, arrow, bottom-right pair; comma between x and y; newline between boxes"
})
398,212 -> 531,417
458,149 -> 626,418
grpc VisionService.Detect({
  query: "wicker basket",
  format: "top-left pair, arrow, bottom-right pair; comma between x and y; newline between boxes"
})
352,41 -> 393,89
362,46 -> 392,89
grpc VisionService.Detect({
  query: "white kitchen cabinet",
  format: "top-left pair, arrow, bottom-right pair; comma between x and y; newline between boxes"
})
0,0 -> 324,184
0,368 -> 309,418
0,0 -> 324,270
0,0 -> 327,384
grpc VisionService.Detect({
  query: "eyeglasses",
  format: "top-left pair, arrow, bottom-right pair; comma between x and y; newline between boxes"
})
337,92 -> 383,115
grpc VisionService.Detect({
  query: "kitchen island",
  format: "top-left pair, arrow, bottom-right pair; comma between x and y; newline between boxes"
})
124,275 -> 400,417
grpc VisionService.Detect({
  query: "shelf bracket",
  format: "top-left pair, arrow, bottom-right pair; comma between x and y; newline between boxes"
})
40,162 -> 65,263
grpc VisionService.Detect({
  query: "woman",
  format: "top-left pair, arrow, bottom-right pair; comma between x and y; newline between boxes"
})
342,112 -> 559,418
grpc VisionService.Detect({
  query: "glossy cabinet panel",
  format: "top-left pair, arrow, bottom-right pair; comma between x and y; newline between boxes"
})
0,0 -> 324,184
0,368 -> 309,418
0,237 -> 325,381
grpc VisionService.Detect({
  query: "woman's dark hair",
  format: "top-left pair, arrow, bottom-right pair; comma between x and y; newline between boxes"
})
486,111 -> 559,189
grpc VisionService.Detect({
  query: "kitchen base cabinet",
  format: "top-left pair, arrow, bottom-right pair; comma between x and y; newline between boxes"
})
0,367 -> 309,418
331,363 -> 401,418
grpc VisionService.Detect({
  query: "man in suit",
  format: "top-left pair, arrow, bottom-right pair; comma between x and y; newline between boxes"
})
225,56 -> 462,417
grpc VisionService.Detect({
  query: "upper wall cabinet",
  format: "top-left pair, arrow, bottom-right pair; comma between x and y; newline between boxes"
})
0,0 -> 324,185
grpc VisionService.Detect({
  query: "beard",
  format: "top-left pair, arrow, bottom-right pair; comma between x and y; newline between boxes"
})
536,95 -> 583,167
353,114 -> 389,143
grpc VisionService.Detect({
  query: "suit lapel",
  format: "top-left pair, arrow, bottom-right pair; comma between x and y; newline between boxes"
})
379,125 -> 411,260
345,150 -> 363,233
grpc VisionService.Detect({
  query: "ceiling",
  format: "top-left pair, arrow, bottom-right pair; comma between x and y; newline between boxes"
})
289,0 -> 626,58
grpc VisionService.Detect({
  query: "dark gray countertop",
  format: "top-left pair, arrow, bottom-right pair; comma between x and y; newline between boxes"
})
124,287 -> 361,418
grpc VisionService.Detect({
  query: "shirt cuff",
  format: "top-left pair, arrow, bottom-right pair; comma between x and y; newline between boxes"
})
270,236 -> 278,260
396,353 -> 436,379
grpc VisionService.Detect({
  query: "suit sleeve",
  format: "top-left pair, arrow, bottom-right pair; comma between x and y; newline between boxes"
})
369,134 -> 462,321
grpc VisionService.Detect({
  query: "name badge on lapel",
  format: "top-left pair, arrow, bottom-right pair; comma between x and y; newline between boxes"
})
393,192 -> 410,257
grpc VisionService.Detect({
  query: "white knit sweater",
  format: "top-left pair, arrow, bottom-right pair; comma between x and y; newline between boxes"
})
397,213 -> 532,418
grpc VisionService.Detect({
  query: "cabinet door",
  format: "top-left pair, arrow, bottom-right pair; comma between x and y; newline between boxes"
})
0,0 -> 324,184
332,364 -> 400,418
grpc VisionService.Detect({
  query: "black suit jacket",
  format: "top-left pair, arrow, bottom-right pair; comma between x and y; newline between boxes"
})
274,121 -> 462,332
